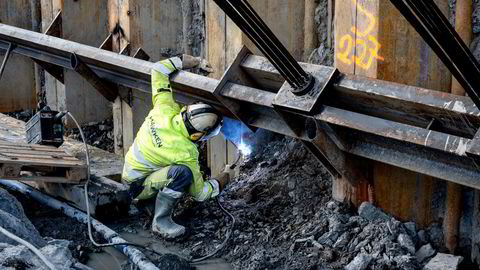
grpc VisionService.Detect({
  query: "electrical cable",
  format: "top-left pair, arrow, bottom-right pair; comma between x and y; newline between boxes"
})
0,225 -> 57,270
66,112 -> 164,257
189,197 -> 235,263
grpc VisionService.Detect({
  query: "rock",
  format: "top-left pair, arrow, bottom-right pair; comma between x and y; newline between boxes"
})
472,36 -> 480,62
403,222 -> 417,237
333,231 -> 351,249
358,202 -> 390,222
416,244 -> 436,263
473,4 -> 480,34
0,239 -> 92,270
423,253 -> 463,270
345,253 -> 373,270
0,210 -> 46,248
326,201 -> 338,211
418,230 -> 428,245
426,224 -> 444,249
394,255 -> 418,270
397,233 -> 416,254
258,161 -> 269,168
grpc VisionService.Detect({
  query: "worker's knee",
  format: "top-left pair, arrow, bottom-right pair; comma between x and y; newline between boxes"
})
166,165 -> 193,192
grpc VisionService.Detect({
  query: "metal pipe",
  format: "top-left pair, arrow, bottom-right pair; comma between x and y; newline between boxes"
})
0,180 -> 160,270
0,42 -> 14,80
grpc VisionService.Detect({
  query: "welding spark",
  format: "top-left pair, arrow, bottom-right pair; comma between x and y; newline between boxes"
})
238,142 -> 252,156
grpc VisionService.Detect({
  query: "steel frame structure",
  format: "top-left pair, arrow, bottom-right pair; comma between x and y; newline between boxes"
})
0,23 -> 479,189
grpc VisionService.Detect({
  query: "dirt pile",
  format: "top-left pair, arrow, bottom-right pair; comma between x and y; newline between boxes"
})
168,137 -> 467,269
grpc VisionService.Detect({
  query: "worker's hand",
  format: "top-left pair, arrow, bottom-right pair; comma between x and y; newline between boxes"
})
182,54 -> 214,73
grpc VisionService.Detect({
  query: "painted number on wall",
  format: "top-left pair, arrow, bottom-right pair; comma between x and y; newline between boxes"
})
337,0 -> 384,70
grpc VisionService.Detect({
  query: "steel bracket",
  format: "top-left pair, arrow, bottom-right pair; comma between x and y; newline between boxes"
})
213,46 -> 261,132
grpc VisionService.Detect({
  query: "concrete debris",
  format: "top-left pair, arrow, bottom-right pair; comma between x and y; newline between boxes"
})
404,222 -> 417,238
398,233 -> 416,255
345,253 -> 373,270
416,244 -> 436,264
0,239 -> 92,270
472,35 -> 480,62
473,1 -> 480,34
358,202 -> 390,222
0,188 -> 45,248
423,253 -> 464,270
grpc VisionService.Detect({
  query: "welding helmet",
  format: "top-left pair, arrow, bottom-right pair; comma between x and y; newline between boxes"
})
181,103 -> 223,141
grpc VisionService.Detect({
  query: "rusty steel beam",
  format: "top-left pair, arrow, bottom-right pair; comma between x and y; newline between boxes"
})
0,23 -> 478,188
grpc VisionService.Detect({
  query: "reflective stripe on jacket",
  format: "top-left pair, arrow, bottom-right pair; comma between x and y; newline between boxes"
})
124,57 -> 215,201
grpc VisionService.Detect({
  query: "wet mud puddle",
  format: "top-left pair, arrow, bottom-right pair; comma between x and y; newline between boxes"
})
86,227 -> 232,270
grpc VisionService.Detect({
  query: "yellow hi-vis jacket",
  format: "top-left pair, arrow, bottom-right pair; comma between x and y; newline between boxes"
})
124,58 -> 217,201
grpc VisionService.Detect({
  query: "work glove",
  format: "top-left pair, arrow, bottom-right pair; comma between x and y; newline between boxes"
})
214,165 -> 236,191
182,54 -> 214,73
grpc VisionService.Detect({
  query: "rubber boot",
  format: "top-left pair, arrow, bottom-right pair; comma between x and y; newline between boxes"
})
151,189 -> 185,239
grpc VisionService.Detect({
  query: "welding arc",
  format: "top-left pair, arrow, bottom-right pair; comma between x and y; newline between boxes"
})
213,0 -> 311,91
390,0 -> 480,108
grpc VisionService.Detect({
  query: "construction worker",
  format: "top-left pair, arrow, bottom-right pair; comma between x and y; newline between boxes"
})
122,55 -> 234,239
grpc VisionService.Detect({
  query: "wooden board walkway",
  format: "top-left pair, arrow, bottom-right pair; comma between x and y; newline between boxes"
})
0,141 -> 87,183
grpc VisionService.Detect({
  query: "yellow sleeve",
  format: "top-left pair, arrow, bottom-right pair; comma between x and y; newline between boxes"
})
180,159 -> 219,202
151,57 -> 181,108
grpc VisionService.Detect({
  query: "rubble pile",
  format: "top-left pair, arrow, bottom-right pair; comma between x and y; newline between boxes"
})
66,118 -> 115,153
173,137 -> 467,270
0,188 -> 92,269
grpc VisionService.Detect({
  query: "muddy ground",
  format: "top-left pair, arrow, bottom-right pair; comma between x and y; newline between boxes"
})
9,136 -> 472,270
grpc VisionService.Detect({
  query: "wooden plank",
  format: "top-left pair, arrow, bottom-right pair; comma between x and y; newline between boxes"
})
112,96 -> 123,155
208,134 -> 227,177
206,0 -> 226,79
0,152 -> 77,160
41,0 -> 65,112
374,0 -> 450,228
121,99 -> 134,155
128,0 -> 183,60
335,0 -> 356,74
243,0 -> 305,60
304,0 -> 317,59
0,0 -> 36,112
0,157 -> 84,167
451,0 -> 473,96
8,176 -> 80,183
206,0 -> 228,177
62,0 -> 112,126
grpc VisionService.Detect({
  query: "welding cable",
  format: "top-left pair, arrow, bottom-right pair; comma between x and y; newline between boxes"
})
66,112 -> 165,257
0,225 -> 57,270
190,197 -> 235,263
